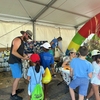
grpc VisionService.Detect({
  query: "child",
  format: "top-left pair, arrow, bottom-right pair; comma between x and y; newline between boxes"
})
27,53 -> 45,100
39,42 -> 56,100
69,46 -> 93,100
86,50 -> 100,100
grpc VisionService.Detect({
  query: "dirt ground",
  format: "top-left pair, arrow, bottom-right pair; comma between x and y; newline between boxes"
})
0,71 -> 95,100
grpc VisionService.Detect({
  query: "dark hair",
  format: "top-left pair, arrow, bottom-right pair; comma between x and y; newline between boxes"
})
35,61 -> 40,73
43,48 -> 49,51
79,46 -> 88,56
92,55 -> 97,61
95,55 -> 100,63
57,36 -> 62,40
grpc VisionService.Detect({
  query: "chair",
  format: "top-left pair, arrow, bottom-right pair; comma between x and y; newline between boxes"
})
54,61 -> 63,73
57,56 -> 71,86
61,69 -> 71,85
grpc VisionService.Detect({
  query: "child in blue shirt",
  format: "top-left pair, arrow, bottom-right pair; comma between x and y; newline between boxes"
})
27,54 -> 45,100
39,42 -> 56,100
69,46 -> 93,100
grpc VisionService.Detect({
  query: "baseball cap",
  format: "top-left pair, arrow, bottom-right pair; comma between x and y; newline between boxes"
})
30,54 -> 40,63
91,50 -> 100,56
26,30 -> 32,40
69,48 -> 76,53
41,42 -> 51,49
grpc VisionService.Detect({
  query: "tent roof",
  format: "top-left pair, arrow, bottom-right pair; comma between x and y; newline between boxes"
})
0,0 -> 100,27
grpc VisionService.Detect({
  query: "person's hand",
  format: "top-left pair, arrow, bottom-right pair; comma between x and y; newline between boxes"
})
23,55 -> 29,60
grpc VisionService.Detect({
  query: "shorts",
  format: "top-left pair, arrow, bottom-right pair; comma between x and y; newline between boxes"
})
69,77 -> 89,96
9,63 -> 22,78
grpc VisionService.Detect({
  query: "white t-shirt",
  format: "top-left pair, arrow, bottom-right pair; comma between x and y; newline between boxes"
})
91,61 -> 100,85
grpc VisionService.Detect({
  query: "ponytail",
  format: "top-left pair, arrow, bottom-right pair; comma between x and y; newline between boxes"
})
35,61 -> 40,73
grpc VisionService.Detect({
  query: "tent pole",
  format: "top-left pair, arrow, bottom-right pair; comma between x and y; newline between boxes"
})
32,21 -> 35,41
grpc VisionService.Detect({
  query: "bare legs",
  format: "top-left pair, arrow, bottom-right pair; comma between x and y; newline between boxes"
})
86,88 -> 94,99
87,84 -> 100,100
44,84 -> 48,100
79,94 -> 84,100
12,78 -> 20,95
28,95 -> 31,100
92,84 -> 100,100
69,87 -> 84,100
69,87 -> 75,100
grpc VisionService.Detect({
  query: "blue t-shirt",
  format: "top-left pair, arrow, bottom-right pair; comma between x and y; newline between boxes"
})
70,58 -> 93,79
50,38 -> 58,49
27,66 -> 44,93
39,52 -> 54,69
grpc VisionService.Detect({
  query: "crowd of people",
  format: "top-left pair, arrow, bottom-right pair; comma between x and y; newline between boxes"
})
8,30 -> 100,100
8,31 -> 60,100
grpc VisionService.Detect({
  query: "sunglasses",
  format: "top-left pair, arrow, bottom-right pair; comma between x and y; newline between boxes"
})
28,35 -> 31,39
70,52 -> 76,54
70,52 -> 74,54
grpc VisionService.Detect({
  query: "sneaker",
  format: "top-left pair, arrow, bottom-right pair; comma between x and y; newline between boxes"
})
10,94 -> 23,100
16,89 -> 24,94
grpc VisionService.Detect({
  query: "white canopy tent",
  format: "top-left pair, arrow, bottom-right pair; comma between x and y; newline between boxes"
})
1,0 -> 100,26
0,0 -> 100,52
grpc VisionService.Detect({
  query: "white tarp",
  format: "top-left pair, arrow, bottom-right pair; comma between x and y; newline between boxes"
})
0,21 -> 75,53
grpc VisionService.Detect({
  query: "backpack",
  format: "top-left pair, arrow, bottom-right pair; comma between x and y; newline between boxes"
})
42,67 -> 52,84
31,68 -> 44,100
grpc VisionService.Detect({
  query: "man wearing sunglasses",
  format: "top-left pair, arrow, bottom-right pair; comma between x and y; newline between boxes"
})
8,30 -> 33,100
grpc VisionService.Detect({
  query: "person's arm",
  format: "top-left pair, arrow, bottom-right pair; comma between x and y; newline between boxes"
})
88,72 -> 92,78
12,38 -> 29,60
50,41 -> 54,46
50,64 -> 55,74
57,46 -> 63,53
27,68 -> 31,81
88,63 -> 93,78
70,68 -> 73,77
27,76 -> 30,81
50,55 -> 56,75
41,66 -> 45,77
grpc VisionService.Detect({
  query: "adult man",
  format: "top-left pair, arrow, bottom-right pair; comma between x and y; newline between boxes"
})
50,36 -> 63,56
8,30 -> 33,100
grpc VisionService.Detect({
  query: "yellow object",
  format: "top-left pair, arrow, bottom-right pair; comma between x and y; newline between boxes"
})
68,41 -> 80,51
42,67 -> 52,84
